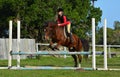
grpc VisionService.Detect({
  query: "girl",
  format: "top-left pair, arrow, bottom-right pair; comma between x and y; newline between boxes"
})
56,8 -> 73,43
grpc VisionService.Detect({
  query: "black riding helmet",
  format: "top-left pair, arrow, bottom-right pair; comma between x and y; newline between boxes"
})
57,8 -> 63,12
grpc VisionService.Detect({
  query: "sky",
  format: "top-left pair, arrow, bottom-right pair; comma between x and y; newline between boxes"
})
94,0 -> 120,29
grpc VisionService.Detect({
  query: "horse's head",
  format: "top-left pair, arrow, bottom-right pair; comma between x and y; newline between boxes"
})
43,21 -> 57,40
44,27 -> 53,40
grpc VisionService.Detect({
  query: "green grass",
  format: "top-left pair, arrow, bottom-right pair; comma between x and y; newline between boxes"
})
0,56 -> 120,77
0,70 -> 120,77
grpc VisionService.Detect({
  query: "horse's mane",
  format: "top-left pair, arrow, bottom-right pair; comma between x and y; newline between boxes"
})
43,21 -> 57,28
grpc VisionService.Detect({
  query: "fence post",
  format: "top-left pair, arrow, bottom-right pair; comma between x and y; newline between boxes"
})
103,18 -> 108,70
17,20 -> 20,67
92,18 -> 96,70
36,43 -> 38,52
8,20 -> 12,67
64,47 -> 67,58
108,45 -> 111,58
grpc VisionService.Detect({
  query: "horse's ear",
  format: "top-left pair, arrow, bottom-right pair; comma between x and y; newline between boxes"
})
43,22 -> 48,27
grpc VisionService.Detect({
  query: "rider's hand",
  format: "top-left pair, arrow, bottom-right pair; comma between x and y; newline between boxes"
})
58,24 -> 61,26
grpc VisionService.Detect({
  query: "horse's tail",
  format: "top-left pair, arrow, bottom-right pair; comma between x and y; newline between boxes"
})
80,38 -> 90,60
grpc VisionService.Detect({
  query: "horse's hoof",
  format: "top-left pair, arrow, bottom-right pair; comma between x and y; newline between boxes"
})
54,47 -> 59,50
51,48 -> 55,51
78,63 -> 81,68
70,47 -> 73,50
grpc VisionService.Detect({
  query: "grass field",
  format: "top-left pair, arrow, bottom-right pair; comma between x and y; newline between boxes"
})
0,55 -> 120,77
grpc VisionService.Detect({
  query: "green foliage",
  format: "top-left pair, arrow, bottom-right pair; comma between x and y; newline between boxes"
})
96,27 -> 115,44
0,0 -> 102,42
112,30 -> 120,44
114,21 -> 120,30
107,28 -> 115,44
96,27 -> 120,45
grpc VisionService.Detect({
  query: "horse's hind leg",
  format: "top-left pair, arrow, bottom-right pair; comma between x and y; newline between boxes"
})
77,54 -> 82,68
69,48 -> 78,67
71,55 -> 78,67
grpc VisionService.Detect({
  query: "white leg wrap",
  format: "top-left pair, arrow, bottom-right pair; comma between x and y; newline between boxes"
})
78,63 -> 81,68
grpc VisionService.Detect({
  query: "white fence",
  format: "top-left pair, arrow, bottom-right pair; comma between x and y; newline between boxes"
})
36,43 -> 120,58
0,39 -> 35,60
96,45 -> 120,58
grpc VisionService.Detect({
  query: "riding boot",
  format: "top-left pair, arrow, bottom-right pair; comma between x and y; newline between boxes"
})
69,33 -> 73,43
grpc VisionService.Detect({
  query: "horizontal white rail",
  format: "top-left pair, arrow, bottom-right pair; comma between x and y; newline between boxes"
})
36,43 -> 120,48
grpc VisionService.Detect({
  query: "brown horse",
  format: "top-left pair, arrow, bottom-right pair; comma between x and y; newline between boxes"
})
43,21 -> 89,67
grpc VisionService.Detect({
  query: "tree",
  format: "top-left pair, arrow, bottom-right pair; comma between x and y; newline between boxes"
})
107,28 -> 115,44
112,21 -> 120,44
96,27 -> 120,45
0,0 -> 102,42
113,30 -> 120,44
114,21 -> 120,30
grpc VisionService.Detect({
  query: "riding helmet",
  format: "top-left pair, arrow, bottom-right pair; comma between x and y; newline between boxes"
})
57,8 -> 63,12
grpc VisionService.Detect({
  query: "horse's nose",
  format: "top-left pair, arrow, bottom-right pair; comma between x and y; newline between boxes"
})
43,36 -> 45,40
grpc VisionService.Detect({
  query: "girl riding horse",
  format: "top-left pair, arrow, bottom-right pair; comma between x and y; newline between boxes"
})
56,8 -> 73,43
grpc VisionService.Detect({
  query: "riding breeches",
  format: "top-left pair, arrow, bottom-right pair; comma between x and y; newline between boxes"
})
67,23 -> 71,33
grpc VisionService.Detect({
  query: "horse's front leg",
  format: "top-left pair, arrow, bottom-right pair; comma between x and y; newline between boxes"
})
49,41 -> 55,50
54,41 -> 62,50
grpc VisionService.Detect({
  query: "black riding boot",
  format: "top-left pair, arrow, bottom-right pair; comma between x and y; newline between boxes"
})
69,33 -> 73,43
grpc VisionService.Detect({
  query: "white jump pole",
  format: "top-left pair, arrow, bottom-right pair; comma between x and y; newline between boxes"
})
64,47 -> 67,58
92,18 -> 96,70
103,19 -> 107,70
8,20 -> 13,67
17,20 -> 21,67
